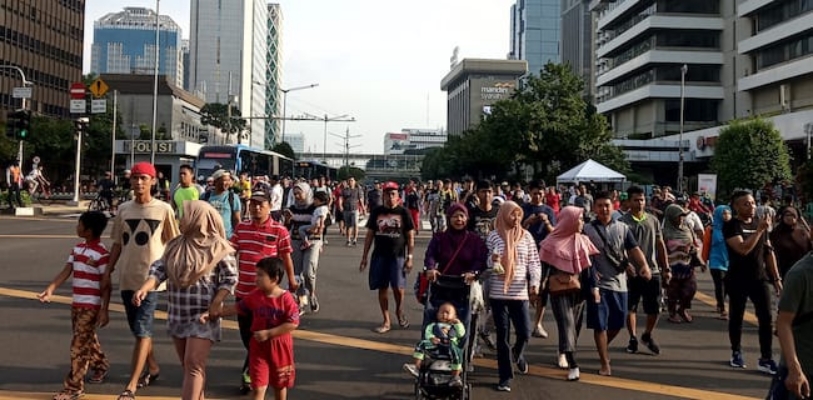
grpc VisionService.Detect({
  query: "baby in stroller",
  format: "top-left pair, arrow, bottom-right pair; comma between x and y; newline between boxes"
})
404,302 -> 466,387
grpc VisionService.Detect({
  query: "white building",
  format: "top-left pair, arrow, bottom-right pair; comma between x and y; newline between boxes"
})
384,129 -> 447,155
189,0 -> 277,149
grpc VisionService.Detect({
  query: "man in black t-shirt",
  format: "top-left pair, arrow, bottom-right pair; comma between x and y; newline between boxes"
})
723,189 -> 782,373
360,181 -> 415,334
467,180 -> 499,242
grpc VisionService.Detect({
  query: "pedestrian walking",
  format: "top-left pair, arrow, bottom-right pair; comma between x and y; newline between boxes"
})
38,211 -> 111,400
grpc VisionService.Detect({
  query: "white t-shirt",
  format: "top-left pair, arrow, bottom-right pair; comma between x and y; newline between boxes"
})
271,183 -> 284,211
312,205 -> 329,226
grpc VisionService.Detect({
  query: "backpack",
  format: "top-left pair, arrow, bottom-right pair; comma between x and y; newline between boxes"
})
204,190 -> 236,219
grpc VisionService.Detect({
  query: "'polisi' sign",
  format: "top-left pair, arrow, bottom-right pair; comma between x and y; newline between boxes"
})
125,141 -> 177,154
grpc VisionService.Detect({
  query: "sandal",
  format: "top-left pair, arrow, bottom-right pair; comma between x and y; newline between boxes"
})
373,324 -> 391,334
88,369 -> 107,384
53,391 -> 83,400
397,314 -> 410,329
137,371 -> 160,388
116,390 -> 135,400
680,309 -> 693,323
667,315 -> 682,323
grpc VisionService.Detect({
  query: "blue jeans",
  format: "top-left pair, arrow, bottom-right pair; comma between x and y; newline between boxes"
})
490,298 -> 530,384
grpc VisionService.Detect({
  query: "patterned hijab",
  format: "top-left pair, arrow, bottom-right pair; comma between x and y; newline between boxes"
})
162,200 -> 234,288
539,206 -> 599,274
662,204 -> 693,243
495,201 -> 524,293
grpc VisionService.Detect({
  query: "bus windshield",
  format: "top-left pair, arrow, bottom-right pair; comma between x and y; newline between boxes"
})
196,158 -> 236,181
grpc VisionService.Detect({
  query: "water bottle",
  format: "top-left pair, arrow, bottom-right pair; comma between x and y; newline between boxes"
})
492,250 -> 505,275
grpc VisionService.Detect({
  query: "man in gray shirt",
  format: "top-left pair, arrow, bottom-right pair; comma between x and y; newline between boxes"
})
619,186 -> 669,356
339,176 -> 365,246
777,252 -> 813,399
583,191 -> 651,377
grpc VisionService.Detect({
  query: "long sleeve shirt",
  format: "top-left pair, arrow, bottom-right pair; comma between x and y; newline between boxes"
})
424,230 -> 488,275
485,230 -> 542,301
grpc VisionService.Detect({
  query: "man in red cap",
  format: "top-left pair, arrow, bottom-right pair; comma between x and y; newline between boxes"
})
360,181 -> 415,333
103,161 -> 179,399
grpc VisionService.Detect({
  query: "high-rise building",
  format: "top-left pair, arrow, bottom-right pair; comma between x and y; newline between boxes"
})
591,0 -> 725,139
1,1 -> 84,118
286,132 -> 305,155
384,129 -> 448,155
91,7 -> 183,87
181,40 -> 190,91
561,0 -> 594,97
265,3 -> 283,149
190,0 -> 269,149
509,0 -> 561,77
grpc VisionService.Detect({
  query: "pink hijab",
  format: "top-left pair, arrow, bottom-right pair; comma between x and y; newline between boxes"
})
539,206 -> 599,274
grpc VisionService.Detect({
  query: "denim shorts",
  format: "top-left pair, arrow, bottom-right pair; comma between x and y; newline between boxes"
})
587,288 -> 628,331
368,255 -> 406,290
121,290 -> 158,338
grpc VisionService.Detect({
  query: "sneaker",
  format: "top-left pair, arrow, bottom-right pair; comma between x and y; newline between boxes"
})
449,375 -> 463,388
626,336 -> 638,354
757,359 -> 778,375
567,367 -> 580,381
403,363 -> 419,378
310,294 -> 320,313
496,381 -> 511,392
346,240 -> 352,247
352,239 -> 357,246
242,370 -> 251,385
641,333 -> 660,355
516,357 -> 529,375
532,323 -> 549,338
730,351 -> 746,368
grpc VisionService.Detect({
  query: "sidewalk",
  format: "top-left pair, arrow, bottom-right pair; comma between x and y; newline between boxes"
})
1,201 -> 88,217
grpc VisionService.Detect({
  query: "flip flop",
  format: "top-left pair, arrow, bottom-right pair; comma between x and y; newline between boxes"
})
373,324 -> 391,334
137,371 -> 160,388
667,315 -> 682,324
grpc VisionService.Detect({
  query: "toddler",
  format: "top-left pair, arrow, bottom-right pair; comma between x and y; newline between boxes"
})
403,302 -> 466,387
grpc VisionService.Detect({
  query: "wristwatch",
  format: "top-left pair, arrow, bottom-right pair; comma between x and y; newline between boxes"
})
407,254 -> 413,259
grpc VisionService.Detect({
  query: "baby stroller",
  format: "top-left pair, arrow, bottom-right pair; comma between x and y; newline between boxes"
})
412,275 -> 477,400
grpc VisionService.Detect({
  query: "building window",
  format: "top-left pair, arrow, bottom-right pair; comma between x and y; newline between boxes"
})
664,99 -> 719,122
755,0 -> 813,33
754,32 -> 813,71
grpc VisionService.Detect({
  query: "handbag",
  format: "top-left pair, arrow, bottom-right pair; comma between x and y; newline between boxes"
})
415,235 -> 468,305
548,271 -> 581,295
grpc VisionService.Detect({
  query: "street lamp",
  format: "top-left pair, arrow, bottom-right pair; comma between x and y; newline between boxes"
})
280,83 -> 319,143
677,64 -> 687,195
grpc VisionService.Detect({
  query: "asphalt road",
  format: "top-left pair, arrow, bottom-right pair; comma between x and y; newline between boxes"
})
0,215 -> 775,399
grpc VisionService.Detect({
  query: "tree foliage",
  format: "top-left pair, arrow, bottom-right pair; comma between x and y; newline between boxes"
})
338,165 -> 365,181
272,142 -> 296,160
200,103 -> 246,143
711,118 -> 791,195
421,62 -> 627,182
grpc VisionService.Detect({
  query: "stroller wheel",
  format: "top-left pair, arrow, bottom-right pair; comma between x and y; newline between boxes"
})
413,382 -> 424,400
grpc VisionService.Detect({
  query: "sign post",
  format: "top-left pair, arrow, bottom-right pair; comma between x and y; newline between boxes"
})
70,82 -> 86,115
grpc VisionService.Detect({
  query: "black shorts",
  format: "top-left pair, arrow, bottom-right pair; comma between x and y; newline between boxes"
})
627,275 -> 661,315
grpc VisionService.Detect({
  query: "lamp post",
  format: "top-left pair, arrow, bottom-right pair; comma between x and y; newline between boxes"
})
150,0 -> 160,165
677,64 -> 687,195
280,83 -> 319,144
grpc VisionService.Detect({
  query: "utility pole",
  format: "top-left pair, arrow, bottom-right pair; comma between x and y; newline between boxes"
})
302,113 -> 355,162
330,127 -> 362,168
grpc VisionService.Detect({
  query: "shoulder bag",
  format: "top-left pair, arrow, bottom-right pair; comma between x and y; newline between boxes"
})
591,221 -> 629,273
415,235 -> 468,305
548,269 -> 581,295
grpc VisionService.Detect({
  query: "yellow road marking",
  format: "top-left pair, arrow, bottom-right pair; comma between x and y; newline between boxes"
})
0,393 -> 205,400
0,287 -> 759,400
695,290 -> 758,326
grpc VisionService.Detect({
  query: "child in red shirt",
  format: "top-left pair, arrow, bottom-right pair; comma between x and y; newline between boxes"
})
205,257 -> 299,400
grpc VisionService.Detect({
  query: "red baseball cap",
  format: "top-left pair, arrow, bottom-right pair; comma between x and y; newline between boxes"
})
130,162 -> 156,178
382,181 -> 399,191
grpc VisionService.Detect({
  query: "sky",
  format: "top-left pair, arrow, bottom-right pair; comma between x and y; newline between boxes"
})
85,0 -> 517,154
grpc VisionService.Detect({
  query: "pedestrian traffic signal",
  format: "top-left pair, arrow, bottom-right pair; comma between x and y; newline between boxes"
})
74,117 -> 89,133
5,113 -> 17,139
12,109 -> 31,140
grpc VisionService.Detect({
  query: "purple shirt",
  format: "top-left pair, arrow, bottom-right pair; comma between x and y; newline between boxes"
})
424,229 -> 488,275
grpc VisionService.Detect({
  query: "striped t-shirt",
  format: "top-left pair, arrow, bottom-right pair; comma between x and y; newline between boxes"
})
67,239 -> 109,308
230,218 -> 293,297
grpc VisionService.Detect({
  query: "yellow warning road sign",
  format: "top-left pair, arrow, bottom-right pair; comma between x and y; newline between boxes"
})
89,78 -> 109,98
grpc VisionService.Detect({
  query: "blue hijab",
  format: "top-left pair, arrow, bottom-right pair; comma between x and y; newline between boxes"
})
709,205 -> 730,270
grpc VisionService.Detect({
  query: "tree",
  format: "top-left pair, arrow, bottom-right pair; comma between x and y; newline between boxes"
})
712,118 -> 791,195
272,142 -> 296,160
338,165 -> 365,181
200,103 -> 246,143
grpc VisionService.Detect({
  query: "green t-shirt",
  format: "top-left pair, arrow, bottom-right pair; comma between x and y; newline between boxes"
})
173,186 -> 201,217
778,252 -> 813,375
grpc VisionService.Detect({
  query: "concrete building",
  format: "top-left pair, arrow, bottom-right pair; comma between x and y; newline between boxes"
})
384,129 -> 447,155
509,0 -> 561,76
561,0 -> 595,97
440,59 -> 528,136
181,39 -> 190,91
264,3 -> 283,149
189,0 -> 270,149
0,1 -> 84,118
591,0 -> 726,140
91,7 -> 183,87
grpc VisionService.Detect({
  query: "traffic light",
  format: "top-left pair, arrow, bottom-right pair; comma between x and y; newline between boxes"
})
13,109 -> 31,140
5,112 -> 18,139
74,117 -> 89,133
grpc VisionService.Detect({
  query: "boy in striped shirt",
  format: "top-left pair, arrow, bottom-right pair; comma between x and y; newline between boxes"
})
39,211 -> 111,400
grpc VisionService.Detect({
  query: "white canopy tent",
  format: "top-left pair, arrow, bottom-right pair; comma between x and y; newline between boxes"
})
556,159 -> 626,185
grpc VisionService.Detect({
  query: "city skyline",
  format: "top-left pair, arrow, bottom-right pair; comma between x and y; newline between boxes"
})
84,0 -> 516,154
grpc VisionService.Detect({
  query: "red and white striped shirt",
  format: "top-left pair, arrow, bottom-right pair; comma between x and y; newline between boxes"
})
67,239 -> 109,308
230,218 -> 293,297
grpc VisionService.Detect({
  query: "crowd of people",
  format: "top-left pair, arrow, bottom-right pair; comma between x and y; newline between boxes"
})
32,163 -> 813,399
